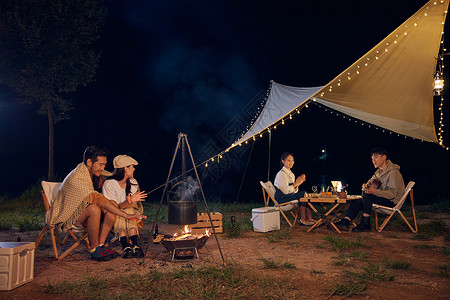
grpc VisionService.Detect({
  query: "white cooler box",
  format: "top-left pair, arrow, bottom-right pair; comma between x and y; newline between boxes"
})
0,242 -> 35,290
251,207 -> 280,232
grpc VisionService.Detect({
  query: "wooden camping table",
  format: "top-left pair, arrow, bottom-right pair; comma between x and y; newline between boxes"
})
299,195 -> 362,233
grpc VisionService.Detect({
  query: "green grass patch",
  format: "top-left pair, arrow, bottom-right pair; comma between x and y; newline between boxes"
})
0,182 -> 46,232
420,220 -> 448,235
286,241 -> 300,247
44,264 -> 302,299
0,182 -> 43,210
222,214 -> 252,238
44,269 -> 109,298
0,208 -> 44,232
411,219 -> 449,241
442,246 -> 450,256
383,258 -> 411,269
435,264 -> 450,278
328,263 -> 395,297
259,257 -> 296,269
332,251 -> 370,266
266,228 -> 293,242
323,235 -> 370,252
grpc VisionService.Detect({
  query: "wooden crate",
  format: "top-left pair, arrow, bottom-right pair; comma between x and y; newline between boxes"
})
191,212 -> 223,234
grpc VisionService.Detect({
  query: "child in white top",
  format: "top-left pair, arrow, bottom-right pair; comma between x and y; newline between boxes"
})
102,155 -> 147,258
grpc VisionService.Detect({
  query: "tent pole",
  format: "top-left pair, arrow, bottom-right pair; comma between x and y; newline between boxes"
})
267,129 -> 272,182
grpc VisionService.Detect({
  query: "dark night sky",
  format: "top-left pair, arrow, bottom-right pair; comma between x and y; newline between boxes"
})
1,0 -> 449,204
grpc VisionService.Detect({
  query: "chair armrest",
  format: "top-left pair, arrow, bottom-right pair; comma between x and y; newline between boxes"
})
277,200 -> 298,206
373,204 -> 393,210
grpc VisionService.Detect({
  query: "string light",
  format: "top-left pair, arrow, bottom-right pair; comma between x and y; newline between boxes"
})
225,1 -> 449,158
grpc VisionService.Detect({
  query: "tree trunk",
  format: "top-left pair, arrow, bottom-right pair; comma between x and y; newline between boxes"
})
47,101 -> 55,180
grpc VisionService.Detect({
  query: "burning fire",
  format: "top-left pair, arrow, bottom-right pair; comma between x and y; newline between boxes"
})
168,225 -> 210,241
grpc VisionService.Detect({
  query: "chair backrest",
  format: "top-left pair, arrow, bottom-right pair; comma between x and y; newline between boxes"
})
260,181 -> 282,205
393,181 -> 415,210
41,181 -> 62,209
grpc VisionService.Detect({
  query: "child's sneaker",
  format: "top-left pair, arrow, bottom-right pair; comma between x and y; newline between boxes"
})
90,246 -> 111,261
122,246 -> 134,259
132,245 -> 145,258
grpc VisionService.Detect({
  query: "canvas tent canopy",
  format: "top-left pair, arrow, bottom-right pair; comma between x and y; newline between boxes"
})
231,0 -> 448,148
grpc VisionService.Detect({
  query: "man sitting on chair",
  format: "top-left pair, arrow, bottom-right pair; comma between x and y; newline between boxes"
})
335,147 -> 405,232
49,145 -> 146,261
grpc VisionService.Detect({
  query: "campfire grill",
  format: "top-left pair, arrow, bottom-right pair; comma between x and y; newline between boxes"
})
161,235 -> 209,260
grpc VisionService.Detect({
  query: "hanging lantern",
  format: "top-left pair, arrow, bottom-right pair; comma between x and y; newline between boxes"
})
434,54 -> 445,96
434,71 -> 444,95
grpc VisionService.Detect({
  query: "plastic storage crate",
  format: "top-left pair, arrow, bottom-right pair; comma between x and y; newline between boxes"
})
0,242 -> 35,290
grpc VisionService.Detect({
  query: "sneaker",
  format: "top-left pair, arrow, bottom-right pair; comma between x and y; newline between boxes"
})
100,245 -> 119,259
122,246 -> 134,259
300,219 -> 314,226
133,245 -> 145,258
90,246 -> 111,261
334,218 -> 350,232
352,217 -> 371,232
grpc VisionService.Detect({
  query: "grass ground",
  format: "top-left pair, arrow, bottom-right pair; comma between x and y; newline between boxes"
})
1,183 -> 449,299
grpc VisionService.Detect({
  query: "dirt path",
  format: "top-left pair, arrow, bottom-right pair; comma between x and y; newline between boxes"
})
1,213 -> 449,299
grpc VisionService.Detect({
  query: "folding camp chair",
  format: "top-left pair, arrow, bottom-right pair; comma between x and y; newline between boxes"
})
260,181 -> 299,226
35,181 -> 90,260
373,181 -> 418,233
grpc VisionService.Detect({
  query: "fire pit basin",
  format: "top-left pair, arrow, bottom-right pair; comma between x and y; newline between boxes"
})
161,234 -> 209,253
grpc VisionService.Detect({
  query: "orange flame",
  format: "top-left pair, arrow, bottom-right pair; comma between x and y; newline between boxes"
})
166,225 -> 209,241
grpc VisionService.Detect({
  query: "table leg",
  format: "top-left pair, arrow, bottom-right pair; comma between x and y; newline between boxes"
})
307,203 -> 341,233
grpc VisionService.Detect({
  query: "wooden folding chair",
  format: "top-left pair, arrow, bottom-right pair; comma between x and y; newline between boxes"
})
35,181 -> 90,260
260,181 -> 299,226
373,181 -> 418,233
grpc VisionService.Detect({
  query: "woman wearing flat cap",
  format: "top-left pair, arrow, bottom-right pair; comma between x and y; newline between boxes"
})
102,155 -> 147,259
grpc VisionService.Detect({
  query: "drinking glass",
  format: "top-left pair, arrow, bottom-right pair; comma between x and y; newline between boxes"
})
312,186 -> 318,194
